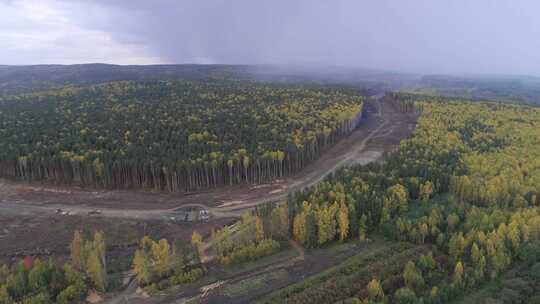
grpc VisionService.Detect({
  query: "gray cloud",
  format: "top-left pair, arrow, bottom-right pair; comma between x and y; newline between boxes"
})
2,0 -> 540,75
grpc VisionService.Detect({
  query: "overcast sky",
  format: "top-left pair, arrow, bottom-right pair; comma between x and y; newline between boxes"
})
1,0 -> 539,75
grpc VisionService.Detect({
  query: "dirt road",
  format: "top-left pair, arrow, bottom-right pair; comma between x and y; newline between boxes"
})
0,94 -> 416,220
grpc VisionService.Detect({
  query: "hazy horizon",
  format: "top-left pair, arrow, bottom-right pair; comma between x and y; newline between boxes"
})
1,0 -> 540,76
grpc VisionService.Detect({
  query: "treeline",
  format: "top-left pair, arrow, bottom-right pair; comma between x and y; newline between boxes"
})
0,80 -> 364,192
262,93 -> 540,303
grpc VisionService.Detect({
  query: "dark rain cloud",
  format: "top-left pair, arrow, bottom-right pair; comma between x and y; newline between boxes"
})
2,0 -> 540,75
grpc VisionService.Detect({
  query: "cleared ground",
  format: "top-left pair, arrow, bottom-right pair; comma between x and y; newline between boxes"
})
0,213 -> 235,265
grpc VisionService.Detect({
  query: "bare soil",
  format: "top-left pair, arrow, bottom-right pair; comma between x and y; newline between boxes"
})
0,213 -> 235,266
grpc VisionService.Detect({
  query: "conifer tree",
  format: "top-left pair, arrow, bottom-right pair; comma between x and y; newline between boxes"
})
132,250 -> 151,284
403,261 -> 424,293
255,216 -> 265,242
191,231 -> 203,255
453,261 -> 464,286
367,279 -> 384,302
419,181 -> 434,202
86,250 -> 106,291
70,230 -> 84,271
419,223 -> 429,244
338,202 -> 350,241
358,214 -> 367,241
93,231 -> 106,277
270,205 -> 289,239
152,239 -> 172,278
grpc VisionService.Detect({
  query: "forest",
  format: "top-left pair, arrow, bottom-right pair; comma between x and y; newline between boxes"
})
0,64 -> 249,96
0,64 -> 403,97
3,90 -> 540,303
0,80 -> 364,192
416,75 -> 540,105
260,93 -> 540,303
0,232 -> 106,303
0,229 -> 205,303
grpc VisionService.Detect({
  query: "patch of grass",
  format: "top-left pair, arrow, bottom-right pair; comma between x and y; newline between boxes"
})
221,246 -> 296,275
222,269 -> 289,298
165,274 -> 218,291
311,239 -> 361,255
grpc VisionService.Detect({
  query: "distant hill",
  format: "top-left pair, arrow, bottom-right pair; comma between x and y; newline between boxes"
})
4,64 -> 539,104
413,74 -> 540,104
0,64 -> 253,96
0,64 -> 417,96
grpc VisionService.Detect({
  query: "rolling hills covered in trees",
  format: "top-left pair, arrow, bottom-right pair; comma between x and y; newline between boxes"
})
0,80 -> 364,191
3,63 -> 539,108
0,64 -> 411,97
411,74 -> 540,105
0,64 -> 246,96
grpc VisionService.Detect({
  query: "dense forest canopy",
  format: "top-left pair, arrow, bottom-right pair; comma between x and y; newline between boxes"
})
0,80 -> 364,191
266,93 -> 540,303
